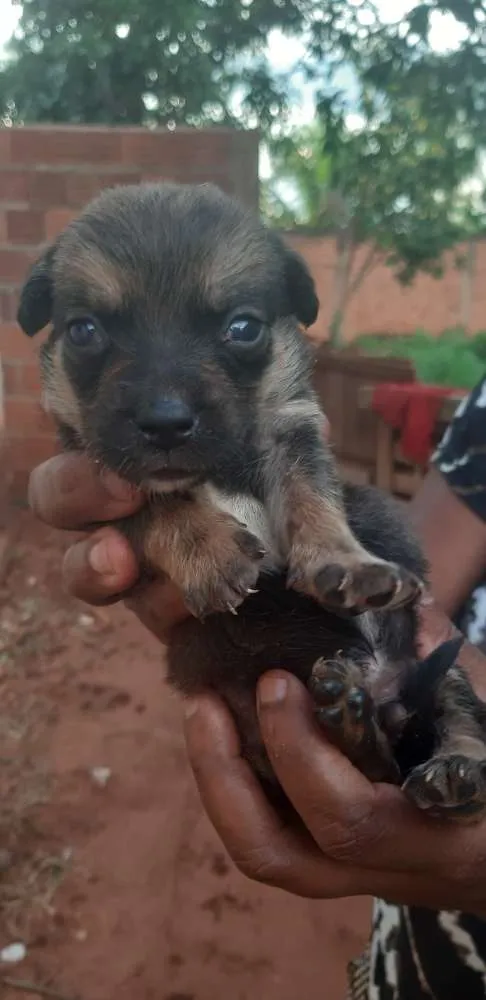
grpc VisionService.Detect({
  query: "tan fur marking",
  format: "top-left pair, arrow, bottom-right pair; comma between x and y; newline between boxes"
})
277,399 -> 323,423
56,243 -> 125,310
206,485 -> 281,570
258,320 -> 310,406
140,487 -> 264,618
282,480 -> 398,605
286,480 -> 370,560
204,227 -> 268,309
42,339 -> 83,434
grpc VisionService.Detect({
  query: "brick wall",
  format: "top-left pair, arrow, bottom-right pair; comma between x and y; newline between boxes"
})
287,233 -> 486,341
0,125 -> 259,497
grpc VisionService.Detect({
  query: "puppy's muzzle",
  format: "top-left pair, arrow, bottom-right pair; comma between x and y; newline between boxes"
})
135,395 -> 196,451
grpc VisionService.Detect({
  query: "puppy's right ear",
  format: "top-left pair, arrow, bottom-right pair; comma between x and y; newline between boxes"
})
17,242 -> 57,336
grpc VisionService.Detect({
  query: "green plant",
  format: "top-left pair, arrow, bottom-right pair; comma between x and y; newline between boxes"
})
355,327 -> 485,390
472,330 -> 486,361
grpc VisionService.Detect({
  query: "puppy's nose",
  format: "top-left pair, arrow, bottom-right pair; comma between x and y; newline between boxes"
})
136,397 -> 195,449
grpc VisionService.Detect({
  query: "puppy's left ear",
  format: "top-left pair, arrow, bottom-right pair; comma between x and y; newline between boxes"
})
270,232 -> 319,328
283,246 -> 319,327
17,241 -> 57,337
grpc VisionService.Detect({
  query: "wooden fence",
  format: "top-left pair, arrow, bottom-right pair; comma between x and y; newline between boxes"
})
312,347 -> 459,497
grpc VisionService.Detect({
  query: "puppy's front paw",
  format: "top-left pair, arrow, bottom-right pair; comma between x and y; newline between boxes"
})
403,754 -> 486,823
289,549 -> 421,614
183,521 -> 265,620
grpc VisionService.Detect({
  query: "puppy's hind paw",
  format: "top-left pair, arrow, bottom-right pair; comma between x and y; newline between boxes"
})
403,754 -> 486,823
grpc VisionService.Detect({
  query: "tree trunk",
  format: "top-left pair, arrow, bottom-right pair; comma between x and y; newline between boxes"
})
329,237 -> 351,347
459,239 -> 475,332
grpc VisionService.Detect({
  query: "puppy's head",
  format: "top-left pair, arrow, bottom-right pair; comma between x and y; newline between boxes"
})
18,182 -> 319,491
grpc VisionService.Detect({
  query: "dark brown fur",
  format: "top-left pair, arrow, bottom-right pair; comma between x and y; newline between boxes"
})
18,181 -> 486,822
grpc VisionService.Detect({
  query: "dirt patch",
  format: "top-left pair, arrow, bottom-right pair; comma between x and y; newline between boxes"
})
0,511 -> 370,1000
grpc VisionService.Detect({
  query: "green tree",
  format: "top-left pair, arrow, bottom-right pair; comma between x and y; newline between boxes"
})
0,0 -> 322,127
261,122 -> 332,227
264,102 -> 485,345
2,1 -> 485,137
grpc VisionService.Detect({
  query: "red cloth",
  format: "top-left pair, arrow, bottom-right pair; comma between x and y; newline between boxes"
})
371,382 -> 462,466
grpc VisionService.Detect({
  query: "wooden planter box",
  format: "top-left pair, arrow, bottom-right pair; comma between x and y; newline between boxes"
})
312,346 -> 463,498
312,347 -> 415,487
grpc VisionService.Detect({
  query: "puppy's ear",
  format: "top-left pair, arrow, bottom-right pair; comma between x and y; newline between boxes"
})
17,242 -> 57,336
283,246 -> 319,328
269,231 -> 319,328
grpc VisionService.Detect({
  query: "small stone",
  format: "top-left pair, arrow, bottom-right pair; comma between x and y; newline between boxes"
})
78,613 -> 95,628
0,942 -> 27,964
90,766 -> 112,788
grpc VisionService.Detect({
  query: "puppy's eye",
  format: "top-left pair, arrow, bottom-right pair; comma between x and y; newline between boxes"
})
66,318 -> 104,350
224,316 -> 266,348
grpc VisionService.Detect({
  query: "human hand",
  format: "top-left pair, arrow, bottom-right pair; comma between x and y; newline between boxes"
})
28,453 -> 190,640
183,659 -> 486,911
30,452 -> 486,913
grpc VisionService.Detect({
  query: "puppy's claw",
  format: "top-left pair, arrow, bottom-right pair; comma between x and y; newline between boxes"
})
337,571 -> 351,593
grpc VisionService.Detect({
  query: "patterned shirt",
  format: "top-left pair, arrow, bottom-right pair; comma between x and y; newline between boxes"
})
366,375 -> 486,1000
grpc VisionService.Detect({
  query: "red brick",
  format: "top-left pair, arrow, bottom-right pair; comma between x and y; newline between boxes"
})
121,131 -> 172,167
0,322 -> 43,362
0,211 -> 6,242
0,248 -> 33,282
177,168 -> 228,186
45,208 -> 76,239
6,362 -> 42,395
2,360 -> 19,394
29,171 -> 68,207
7,209 -> 46,244
4,397 -> 51,433
140,173 -> 177,184
11,127 -> 123,166
0,129 -> 12,163
123,129 -> 230,170
64,172 -> 103,207
19,363 -> 41,394
65,171 -> 137,207
0,169 -> 30,203
0,290 -> 19,322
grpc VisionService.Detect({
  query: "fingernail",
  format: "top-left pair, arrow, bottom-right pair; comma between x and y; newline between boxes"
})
99,468 -> 137,501
258,675 -> 288,708
88,539 -> 115,577
184,698 -> 199,720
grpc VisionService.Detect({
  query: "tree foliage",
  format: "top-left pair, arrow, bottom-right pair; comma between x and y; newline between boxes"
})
261,122 -> 332,227
264,96 -> 485,343
0,0 -> 321,127
1,1 -> 485,133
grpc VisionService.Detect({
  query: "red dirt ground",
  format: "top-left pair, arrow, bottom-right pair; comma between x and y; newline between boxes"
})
0,510 -> 370,1000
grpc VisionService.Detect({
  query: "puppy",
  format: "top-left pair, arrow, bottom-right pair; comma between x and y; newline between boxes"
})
18,181 -> 486,820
